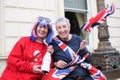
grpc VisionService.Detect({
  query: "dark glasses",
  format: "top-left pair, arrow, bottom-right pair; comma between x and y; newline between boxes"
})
38,16 -> 51,22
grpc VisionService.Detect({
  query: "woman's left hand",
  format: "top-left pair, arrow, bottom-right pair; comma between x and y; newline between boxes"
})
54,60 -> 67,68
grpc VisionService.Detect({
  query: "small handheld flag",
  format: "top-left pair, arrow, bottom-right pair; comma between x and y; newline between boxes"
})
81,3 -> 115,33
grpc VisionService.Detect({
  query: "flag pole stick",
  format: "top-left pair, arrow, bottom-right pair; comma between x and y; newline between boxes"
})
76,32 -> 90,54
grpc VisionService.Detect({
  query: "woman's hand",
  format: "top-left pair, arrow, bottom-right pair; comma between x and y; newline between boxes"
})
33,64 -> 43,74
54,60 -> 67,68
80,40 -> 87,50
47,45 -> 54,55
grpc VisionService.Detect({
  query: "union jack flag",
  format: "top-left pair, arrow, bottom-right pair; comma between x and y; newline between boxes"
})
52,66 -> 76,79
80,62 -> 107,80
81,3 -> 115,32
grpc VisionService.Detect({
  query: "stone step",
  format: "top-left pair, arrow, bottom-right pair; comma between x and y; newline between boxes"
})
103,68 -> 120,80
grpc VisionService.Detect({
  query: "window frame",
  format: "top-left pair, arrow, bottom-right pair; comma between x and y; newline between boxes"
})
64,0 -> 92,49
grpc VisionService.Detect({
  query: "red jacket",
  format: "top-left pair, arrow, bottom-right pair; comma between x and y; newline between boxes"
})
0,37 -> 52,80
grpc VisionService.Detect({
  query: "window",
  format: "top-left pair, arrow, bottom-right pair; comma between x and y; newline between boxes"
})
64,0 -> 87,11
64,0 -> 89,42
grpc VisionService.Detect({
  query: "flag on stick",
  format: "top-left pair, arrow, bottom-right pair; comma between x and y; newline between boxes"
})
81,3 -> 115,33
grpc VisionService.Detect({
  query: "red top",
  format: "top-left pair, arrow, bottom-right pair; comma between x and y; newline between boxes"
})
0,37 -> 52,80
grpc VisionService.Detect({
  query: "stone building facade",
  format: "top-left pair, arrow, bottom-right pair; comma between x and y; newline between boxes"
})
0,0 -> 120,75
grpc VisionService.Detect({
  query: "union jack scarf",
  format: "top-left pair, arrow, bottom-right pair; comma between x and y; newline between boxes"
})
42,37 -> 107,80
81,3 -> 115,32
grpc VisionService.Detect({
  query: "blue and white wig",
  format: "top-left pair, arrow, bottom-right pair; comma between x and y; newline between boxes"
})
30,16 -> 53,45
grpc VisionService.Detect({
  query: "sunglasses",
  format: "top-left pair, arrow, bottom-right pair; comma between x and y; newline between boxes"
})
38,16 -> 51,22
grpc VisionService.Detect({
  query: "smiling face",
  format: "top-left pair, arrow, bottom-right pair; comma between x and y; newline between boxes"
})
36,25 -> 48,41
30,16 -> 53,43
56,20 -> 70,41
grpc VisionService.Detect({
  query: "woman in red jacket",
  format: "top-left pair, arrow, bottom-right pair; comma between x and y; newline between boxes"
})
0,16 -> 54,80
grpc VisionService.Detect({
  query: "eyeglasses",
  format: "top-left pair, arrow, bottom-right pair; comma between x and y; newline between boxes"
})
38,16 -> 51,22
